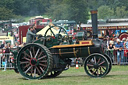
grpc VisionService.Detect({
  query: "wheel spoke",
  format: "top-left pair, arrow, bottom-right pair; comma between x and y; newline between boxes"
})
38,55 -> 47,61
23,51 -> 31,58
23,57 -> 30,61
30,66 -> 33,76
88,67 -> 93,71
24,66 -> 32,74
34,68 -> 36,77
92,69 -> 97,74
38,51 -> 43,58
39,60 -> 47,63
96,69 -> 99,76
99,67 -> 104,74
20,61 -> 29,64
97,57 -> 101,64
34,49 -> 40,58
39,63 -> 47,67
99,61 -> 105,65
29,50 -> 33,58
40,67 -> 44,73
32,47 -> 35,56
87,64 -> 94,67
24,63 -> 30,68
94,56 -> 96,64
36,66 -> 42,75
100,66 -> 106,71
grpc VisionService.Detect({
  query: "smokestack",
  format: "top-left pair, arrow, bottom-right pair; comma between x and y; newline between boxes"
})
91,10 -> 98,39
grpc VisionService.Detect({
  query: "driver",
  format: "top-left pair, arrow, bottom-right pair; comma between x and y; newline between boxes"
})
26,26 -> 37,43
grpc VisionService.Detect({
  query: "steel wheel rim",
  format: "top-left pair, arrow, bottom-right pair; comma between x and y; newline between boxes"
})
17,44 -> 50,79
84,53 -> 109,77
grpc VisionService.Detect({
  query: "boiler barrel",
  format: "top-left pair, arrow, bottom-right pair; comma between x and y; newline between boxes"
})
51,46 -> 101,58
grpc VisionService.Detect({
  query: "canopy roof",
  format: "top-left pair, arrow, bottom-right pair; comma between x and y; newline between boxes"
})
37,25 -> 67,36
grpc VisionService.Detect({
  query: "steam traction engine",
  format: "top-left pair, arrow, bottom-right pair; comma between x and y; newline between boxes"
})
11,10 -> 112,79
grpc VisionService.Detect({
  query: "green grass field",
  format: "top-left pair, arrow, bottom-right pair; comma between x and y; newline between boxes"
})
0,66 -> 128,85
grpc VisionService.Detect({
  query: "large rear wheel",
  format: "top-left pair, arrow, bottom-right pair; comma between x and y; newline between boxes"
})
16,43 -> 53,79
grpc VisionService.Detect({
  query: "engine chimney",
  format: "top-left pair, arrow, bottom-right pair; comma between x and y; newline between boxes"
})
91,10 -> 98,39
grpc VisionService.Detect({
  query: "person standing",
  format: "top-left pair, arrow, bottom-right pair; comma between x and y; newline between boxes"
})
114,39 -> 124,65
124,38 -> 128,63
3,44 -> 10,71
107,40 -> 115,62
106,36 -> 110,48
0,40 -> 6,49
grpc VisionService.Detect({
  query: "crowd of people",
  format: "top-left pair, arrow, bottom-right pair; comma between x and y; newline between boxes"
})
0,40 -> 19,71
106,36 -> 128,65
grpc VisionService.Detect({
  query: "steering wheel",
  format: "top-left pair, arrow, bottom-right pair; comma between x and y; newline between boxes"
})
44,25 -> 69,45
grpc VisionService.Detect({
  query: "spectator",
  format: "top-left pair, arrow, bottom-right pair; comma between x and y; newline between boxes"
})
0,40 -> 6,49
108,40 -> 115,62
125,38 -> 128,49
124,39 -> 128,63
2,44 -> 10,71
5,44 -> 10,64
14,42 -> 19,48
112,37 -> 117,63
112,37 -> 117,45
108,41 -> 115,50
106,36 -> 110,48
114,39 -> 124,65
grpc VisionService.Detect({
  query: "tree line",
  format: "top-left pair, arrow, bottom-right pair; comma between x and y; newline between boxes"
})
0,0 -> 128,23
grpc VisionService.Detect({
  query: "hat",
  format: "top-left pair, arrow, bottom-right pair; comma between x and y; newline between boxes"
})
109,40 -> 114,44
122,38 -> 126,41
116,38 -> 120,42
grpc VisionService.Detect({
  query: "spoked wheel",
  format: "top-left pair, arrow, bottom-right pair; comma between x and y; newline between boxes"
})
84,53 -> 109,77
17,43 -> 53,79
46,71 -> 63,78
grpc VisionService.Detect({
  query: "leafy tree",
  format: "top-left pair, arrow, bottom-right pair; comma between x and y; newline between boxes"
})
115,6 -> 128,18
0,7 -> 15,20
0,0 -> 15,9
98,5 -> 114,19
46,0 -> 89,23
118,0 -> 128,10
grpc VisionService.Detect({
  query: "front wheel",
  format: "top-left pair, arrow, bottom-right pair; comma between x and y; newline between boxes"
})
84,53 -> 109,77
